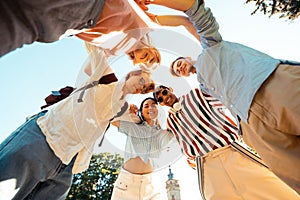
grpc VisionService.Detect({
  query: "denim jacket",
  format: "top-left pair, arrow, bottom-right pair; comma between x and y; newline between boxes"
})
185,0 -> 280,122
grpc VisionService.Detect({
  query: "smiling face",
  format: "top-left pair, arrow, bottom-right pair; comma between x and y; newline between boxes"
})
125,70 -> 154,94
171,57 -> 194,77
129,47 -> 161,67
140,98 -> 158,121
153,86 -> 178,107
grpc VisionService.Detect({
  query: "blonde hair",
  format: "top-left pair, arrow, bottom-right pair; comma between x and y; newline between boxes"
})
127,34 -> 161,66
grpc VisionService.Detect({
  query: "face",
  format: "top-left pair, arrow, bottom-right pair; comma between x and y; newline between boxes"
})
125,71 -> 154,94
154,87 -> 177,107
172,57 -> 193,77
132,48 -> 161,66
141,99 -> 158,121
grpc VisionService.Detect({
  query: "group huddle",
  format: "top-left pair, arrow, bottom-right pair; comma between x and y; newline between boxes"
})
1,0 -> 300,199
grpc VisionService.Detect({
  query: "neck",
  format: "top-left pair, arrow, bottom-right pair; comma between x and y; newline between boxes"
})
146,118 -> 156,126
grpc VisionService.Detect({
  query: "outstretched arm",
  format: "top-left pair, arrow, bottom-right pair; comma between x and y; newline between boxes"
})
154,15 -> 200,41
110,104 -> 140,128
144,0 -> 196,11
134,0 -> 200,40
142,0 -> 221,48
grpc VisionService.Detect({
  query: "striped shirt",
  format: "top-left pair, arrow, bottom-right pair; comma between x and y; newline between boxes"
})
119,121 -> 177,169
167,88 -> 240,160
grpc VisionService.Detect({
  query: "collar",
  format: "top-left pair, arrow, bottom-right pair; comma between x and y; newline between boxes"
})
142,121 -> 160,130
169,97 -> 184,114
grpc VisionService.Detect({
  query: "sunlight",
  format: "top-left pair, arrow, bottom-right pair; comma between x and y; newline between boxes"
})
0,178 -> 19,200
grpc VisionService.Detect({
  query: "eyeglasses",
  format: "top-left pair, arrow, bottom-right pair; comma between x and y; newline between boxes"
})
139,77 -> 145,86
139,77 -> 155,94
155,89 -> 168,103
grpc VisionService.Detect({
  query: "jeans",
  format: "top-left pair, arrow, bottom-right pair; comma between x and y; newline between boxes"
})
0,111 -> 75,200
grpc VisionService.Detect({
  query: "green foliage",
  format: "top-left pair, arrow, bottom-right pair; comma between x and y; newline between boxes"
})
246,0 -> 300,20
66,152 -> 124,200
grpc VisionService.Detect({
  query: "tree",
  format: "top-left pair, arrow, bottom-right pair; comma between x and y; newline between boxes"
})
245,0 -> 300,20
66,152 -> 124,200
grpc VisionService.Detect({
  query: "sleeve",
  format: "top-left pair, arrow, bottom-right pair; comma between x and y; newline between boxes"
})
158,129 -> 175,147
184,0 -> 222,49
118,121 -> 145,137
87,47 -> 112,82
118,121 -> 132,136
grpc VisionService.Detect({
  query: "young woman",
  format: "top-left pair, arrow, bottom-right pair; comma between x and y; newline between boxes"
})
83,0 -> 200,73
110,97 -> 175,200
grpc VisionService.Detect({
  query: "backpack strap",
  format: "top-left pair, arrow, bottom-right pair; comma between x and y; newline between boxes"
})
98,102 -> 129,147
75,73 -> 118,103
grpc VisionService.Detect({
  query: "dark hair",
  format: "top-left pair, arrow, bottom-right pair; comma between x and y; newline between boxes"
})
153,85 -> 168,101
138,97 -> 158,123
169,56 -> 185,77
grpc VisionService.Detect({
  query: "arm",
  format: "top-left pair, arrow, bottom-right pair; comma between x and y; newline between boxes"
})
144,0 -> 196,11
155,15 -> 200,41
159,129 -> 175,147
134,0 -> 199,41
183,0 -> 222,48
83,42 -> 113,79
110,104 -> 141,128
147,0 -> 221,49
110,120 -> 120,128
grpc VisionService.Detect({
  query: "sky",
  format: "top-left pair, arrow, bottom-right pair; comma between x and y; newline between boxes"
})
1,0 -> 300,199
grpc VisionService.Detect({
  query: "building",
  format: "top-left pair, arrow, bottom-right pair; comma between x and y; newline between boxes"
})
166,166 -> 181,200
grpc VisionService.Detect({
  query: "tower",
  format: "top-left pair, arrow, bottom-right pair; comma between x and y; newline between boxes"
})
166,166 -> 181,200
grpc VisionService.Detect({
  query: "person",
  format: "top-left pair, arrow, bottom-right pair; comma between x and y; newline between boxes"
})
84,38 -> 161,73
82,0 -> 200,72
169,56 -> 196,77
0,0 -> 103,56
110,97 -> 176,200
0,47 -> 155,200
0,0 -> 155,57
146,0 -> 300,193
153,85 -> 300,200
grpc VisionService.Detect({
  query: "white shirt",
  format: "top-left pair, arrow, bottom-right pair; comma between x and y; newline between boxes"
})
37,49 -> 128,173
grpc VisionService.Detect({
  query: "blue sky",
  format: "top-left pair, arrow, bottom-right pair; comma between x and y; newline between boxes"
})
1,0 -> 300,199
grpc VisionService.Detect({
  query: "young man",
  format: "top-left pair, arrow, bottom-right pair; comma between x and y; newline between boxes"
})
169,57 -> 196,77
146,0 -> 300,193
153,85 -> 300,200
0,48 -> 155,199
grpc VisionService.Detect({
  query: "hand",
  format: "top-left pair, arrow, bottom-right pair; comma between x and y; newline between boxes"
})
134,0 -> 151,11
144,11 -> 157,22
129,104 -> 139,115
